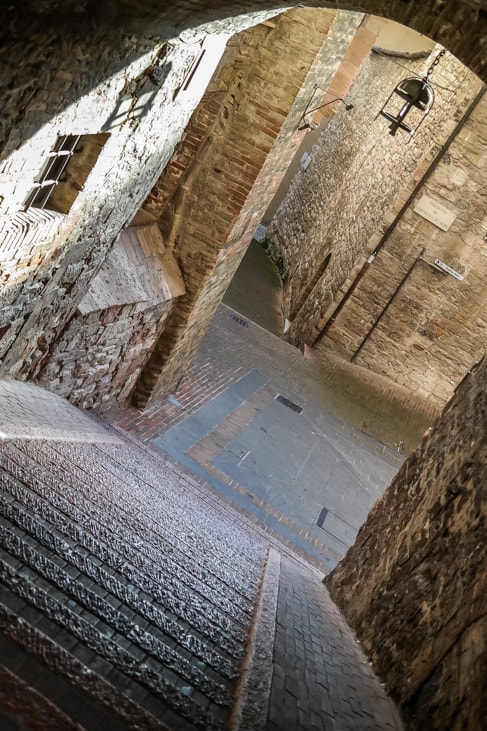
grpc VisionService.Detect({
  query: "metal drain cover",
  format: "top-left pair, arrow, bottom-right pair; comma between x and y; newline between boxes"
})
229,314 -> 249,327
275,394 -> 303,414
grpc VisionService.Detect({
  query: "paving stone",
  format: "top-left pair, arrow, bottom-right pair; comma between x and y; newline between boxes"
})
0,380 -> 122,443
267,557 -> 403,731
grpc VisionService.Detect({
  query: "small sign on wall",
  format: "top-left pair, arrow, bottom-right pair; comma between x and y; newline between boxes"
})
413,194 -> 457,231
433,259 -> 464,281
300,152 -> 312,171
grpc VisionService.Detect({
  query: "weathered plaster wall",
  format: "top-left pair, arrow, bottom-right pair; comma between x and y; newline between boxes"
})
326,354 -> 487,731
323,90 -> 487,406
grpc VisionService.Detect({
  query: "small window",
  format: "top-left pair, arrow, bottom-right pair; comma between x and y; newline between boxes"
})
24,133 -> 109,214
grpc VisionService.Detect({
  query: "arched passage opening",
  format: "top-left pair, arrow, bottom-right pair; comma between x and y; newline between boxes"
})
0,1 -> 486,411
0,5 -> 486,730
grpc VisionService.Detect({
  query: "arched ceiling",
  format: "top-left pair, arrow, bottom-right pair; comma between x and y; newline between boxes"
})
10,1 -> 487,82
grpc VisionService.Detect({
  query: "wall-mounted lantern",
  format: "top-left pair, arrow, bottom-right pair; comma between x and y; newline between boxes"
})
377,48 -> 445,139
378,77 -> 434,136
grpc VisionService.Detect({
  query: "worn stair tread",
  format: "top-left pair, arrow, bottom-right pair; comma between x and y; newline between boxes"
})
0,553 -> 230,730
0,601 -> 171,731
0,485 -> 250,654
9,439 -> 264,598
0,521 -> 238,699
0,455 -> 253,626
0,427 -> 270,730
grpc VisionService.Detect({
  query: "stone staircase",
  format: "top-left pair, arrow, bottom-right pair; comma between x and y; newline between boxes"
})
0,381 -> 407,731
0,433 -> 269,730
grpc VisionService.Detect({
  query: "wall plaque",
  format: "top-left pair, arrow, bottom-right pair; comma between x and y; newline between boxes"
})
413,194 -> 457,231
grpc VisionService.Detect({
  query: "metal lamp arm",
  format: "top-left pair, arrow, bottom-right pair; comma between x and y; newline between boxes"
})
298,97 -> 353,130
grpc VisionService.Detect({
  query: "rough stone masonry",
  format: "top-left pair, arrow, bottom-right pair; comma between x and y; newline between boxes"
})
1,2 -> 487,731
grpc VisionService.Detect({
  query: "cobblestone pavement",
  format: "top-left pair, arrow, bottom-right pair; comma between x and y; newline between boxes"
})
0,383 -> 403,730
109,307 -> 406,572
268,558 -> 403,731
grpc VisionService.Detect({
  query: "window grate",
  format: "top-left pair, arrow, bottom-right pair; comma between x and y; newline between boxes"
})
24,133 -> 109,214
24,135 -> 80,210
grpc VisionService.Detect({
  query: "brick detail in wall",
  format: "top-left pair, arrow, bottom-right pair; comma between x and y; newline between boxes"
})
131,8 -> 365,407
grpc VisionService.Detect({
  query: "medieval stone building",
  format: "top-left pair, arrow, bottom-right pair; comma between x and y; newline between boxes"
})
268,28 -> 487,408
0,1 -> 486,730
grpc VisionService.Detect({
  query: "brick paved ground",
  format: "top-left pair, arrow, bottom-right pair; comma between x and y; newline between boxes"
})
149,366 -> 399,572
107,308 -> 439,457
106,305 -> 427,572
268,558 -> 403,731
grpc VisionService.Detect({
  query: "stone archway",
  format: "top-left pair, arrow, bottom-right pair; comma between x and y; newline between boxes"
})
1,1 -> 486,409
29,0 -> 485,79
0,3 -> 486,730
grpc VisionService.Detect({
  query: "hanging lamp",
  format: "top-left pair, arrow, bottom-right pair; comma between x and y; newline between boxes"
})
378,48 -> 445,137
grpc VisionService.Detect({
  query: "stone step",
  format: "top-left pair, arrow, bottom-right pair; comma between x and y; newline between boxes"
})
0,624 -> 161,731
0,498 -> 241,683
2,441 -> 261,627
91,441 -> 261,576
0,528 -> 230,729
16,439 -> 263,598
0,557 -> 206,730
0,469 -> 249,659
0,427 -> 269,730
0,379 -> 123,444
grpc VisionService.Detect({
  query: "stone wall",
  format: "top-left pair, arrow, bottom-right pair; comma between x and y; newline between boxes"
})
34,221 -> 185,409
325,353 -> 487,731
262,14 -> 385,226
0,1 -> 290,409
268,47 -> 481,351
1,1 -> 487,411
0,3 -> 363,412
0,10 -> 240,395
9,1 -> 487,81
132,9 -> 365,407
321,90 -> 487,406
